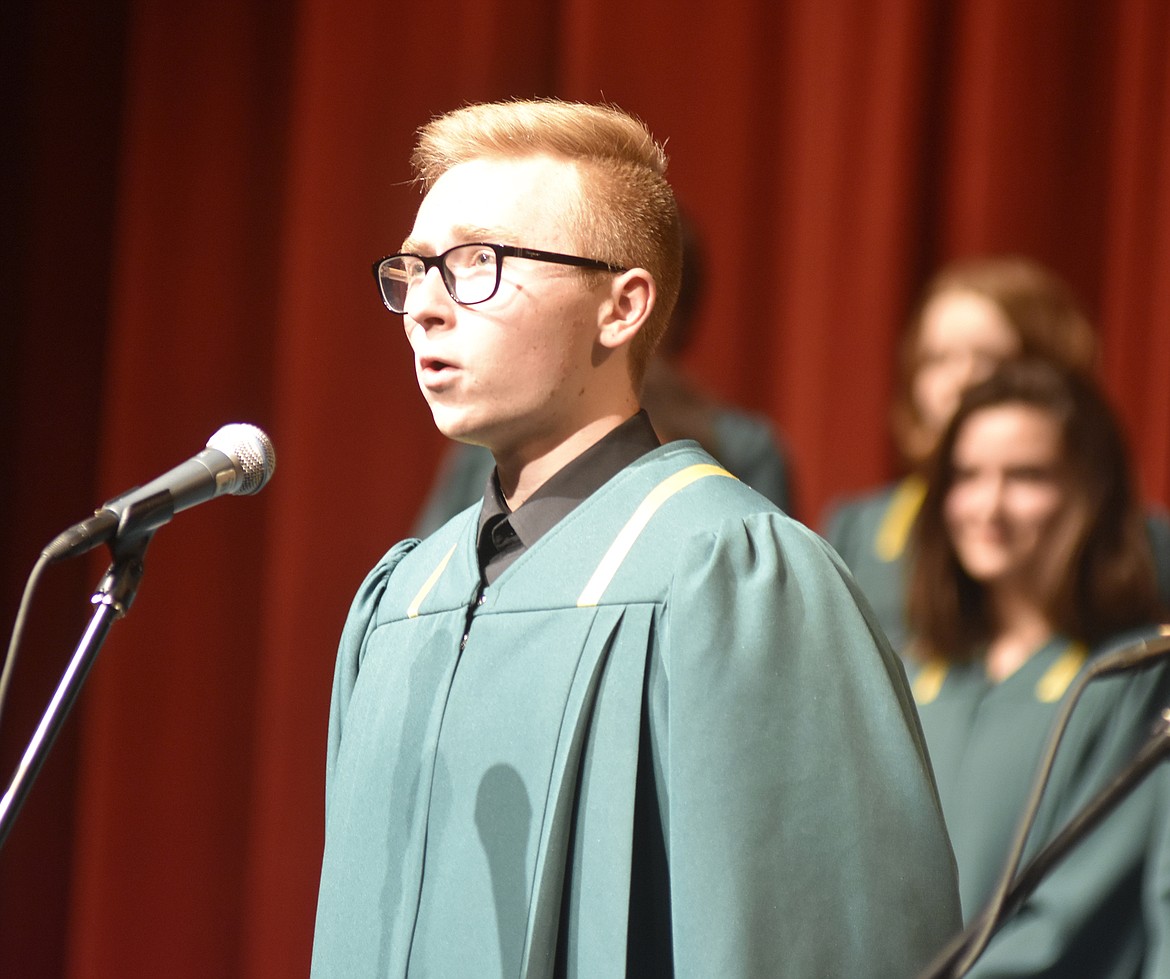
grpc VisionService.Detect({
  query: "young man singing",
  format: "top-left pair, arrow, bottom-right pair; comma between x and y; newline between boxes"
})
312,99 -> 959,977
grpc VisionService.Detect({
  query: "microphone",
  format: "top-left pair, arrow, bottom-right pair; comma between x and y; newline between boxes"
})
42,423 -> 276,563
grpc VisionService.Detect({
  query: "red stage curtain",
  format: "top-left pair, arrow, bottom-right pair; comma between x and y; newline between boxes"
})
2,1 -> 1168,976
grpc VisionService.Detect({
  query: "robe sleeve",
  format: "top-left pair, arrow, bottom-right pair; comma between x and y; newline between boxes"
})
968,659 -> 1170,977
650,511 -> 961,976
1143,765 -> 1170,978
324,540 -> 419,812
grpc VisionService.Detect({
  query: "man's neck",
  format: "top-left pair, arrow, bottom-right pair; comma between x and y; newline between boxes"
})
494,410 -> 639,509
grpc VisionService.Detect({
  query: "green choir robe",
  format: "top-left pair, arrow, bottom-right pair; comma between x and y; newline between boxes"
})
312,442 -> 961,977
824,479 -> 922,652
912,633 -> 1170,977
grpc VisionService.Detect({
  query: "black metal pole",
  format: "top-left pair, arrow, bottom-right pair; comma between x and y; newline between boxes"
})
0,535 -> 151,851
0,601 -> 120,849
920,708 -> 1170,978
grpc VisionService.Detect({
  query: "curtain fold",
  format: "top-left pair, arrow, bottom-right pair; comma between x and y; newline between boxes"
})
59,3 -> 295,976
0,4 -> 129,977
3,1 -> 1168,975
1099,0 -> 1170,503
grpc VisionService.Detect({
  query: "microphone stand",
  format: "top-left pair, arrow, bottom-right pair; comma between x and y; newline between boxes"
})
920,706 -> 1170,978
0,530 -> 155,851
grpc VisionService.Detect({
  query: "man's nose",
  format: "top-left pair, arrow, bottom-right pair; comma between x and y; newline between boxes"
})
404,266 -> 455,323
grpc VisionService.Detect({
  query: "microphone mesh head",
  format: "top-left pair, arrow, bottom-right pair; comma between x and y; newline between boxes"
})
206,423 -> 277,495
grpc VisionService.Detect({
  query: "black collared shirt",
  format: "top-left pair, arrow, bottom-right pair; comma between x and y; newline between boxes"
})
475,411 -> 661,585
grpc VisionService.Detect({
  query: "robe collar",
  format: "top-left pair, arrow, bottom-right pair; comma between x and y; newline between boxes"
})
476,410 -> 661,583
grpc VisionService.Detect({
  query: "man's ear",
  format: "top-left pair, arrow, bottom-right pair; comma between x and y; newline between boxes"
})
597,268 -> 655,350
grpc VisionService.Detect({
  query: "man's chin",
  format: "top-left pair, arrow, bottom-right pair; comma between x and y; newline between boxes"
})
430,407 -> 483,445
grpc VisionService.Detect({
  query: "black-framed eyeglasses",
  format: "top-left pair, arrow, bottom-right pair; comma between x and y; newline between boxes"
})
372,242 -> 628,314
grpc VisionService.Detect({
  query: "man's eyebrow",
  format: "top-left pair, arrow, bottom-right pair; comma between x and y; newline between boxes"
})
399,225 -> 511,255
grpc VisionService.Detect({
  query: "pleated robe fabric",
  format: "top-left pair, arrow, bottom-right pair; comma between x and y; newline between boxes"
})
312,441 -> 961,977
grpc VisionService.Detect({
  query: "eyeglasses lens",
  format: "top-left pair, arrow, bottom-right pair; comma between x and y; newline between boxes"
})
379,245 -> 500,313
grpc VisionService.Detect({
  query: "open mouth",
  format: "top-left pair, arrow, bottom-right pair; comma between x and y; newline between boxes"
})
417,357 -> 459,389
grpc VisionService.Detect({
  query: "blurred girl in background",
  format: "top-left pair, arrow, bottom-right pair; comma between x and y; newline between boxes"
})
825,255 -> 1170,651
908,359 -> 1169,977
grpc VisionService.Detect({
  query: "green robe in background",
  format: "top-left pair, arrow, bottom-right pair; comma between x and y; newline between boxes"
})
912,633 -> 1170,978
312,442 -> 961,977
824,479 -> 922,652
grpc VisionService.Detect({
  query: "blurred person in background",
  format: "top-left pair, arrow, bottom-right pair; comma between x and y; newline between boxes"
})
825,254 -> 1170,652
907,359 -> 1170,977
